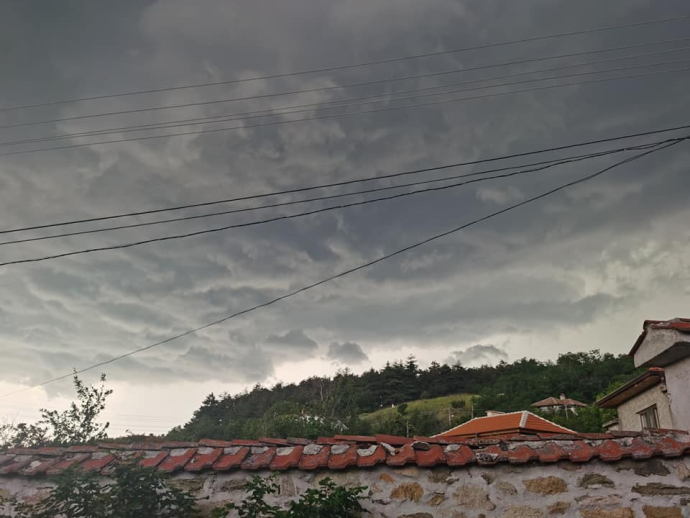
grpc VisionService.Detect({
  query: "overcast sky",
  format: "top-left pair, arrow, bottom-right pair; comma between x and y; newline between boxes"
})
0,0 -> 688,436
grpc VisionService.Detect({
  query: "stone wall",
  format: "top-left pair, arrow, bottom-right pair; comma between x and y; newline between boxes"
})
3,457 -> 690,517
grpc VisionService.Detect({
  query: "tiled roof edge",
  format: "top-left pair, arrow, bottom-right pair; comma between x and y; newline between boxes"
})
1,430 -> 688,477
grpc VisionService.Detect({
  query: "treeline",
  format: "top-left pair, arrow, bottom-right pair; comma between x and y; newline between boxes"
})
167,350 -> 639,440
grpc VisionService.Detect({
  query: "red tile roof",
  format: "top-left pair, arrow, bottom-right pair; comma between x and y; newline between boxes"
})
434,411 -> 575,438
0,430 -> 687,477
630,318 -> 690,356
532,396 -> 588,408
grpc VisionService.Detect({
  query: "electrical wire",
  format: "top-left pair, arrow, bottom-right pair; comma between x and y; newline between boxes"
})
1,14 -> 686,112
3,122 -> 689,236
2,64 -> 689,159
4,46 -> 689,147
3,36 -> 689,131
0,143 -> 667,247
0,138 -> 683,267
1,138 -> 681,397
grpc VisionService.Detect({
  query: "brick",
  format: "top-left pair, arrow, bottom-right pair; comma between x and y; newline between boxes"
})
333,434 -> 375,443
185,447 -> 222,472
269,446 -> 303,471
642,506 -> 682,518
258,438 -> 290,446
523,476 -> 567,495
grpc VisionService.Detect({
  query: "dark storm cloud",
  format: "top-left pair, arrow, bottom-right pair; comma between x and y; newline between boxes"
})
265,329 -> 318,352
0,0 -> 688,395
445,344 -> 508,366
326,342 -> 369,365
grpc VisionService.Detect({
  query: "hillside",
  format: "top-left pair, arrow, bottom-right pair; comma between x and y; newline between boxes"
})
360,393 -> 474,431
167,350 -> 639,440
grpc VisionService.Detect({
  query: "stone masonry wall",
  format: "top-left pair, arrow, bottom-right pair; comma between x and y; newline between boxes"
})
2,458 -> 690,517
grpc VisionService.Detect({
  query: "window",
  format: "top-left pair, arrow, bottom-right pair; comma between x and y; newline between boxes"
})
639,405 -> 659,429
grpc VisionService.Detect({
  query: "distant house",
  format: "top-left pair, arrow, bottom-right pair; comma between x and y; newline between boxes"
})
596,318 -> 690,432
531,394 -> 587,414
434,410 -> 574,438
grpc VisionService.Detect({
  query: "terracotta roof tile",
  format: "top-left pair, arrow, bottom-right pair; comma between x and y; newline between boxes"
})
269,446 -> 304,471
185,447 -> 222,472
213,446 -> 250,471
158,448 -> 195,473
241,447 -> 276,470
327,444 -> 358,470
298,445 -> 330,470
435,411 -> 574,438
415,445 -> 446,467
46,453 -> 91,475
1,430 -> 689,477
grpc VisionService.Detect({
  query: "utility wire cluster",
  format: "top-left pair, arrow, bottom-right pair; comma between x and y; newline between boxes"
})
0,14 -> 688,396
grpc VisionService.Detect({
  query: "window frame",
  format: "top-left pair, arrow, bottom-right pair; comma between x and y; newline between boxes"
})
638,404 -> 659,429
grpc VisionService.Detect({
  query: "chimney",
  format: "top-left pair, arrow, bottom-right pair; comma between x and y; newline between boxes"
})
486,410 -> 505,417
560,394 -> 566,400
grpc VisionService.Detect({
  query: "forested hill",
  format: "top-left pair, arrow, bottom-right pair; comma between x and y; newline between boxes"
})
167,351 -> 639,440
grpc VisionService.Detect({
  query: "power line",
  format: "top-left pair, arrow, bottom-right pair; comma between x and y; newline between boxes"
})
5,46 -> 689,147
1,14 -> 686,113
4,37 -> 688,131
2,64 -> 689,159
2,139 -> 681,397
0,143 -> 665,248
0,138 -> 683,266
3,122 -> 689,236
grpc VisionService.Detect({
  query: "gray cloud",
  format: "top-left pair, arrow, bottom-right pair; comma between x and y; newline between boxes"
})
326,342 -> 369,365
445,344 -> 508,366
0,0 -> 688,409
265,330 -> 318,352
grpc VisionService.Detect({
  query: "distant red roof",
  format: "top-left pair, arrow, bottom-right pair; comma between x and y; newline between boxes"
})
434,411 -> 574,438
630,318 -> 690,356
1,430 -> 689,476
532,396 -> 587,408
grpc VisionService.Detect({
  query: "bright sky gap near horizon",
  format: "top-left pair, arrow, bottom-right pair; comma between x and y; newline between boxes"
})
0,1 -> 688,437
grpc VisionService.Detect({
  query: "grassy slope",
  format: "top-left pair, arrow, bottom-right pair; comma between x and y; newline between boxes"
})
360,393 -> 475,425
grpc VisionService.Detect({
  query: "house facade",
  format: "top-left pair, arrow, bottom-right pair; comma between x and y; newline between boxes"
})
597,318 -> 690,433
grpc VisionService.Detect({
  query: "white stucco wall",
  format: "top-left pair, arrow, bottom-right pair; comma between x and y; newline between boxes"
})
665,356 -> 690,432
616,384 -> 673,431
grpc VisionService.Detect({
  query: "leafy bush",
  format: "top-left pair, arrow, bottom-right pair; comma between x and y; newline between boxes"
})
1,373 -> 112,449
212,475 -> 368,518
12,463 -> 199,518
451,399 -> 466,409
